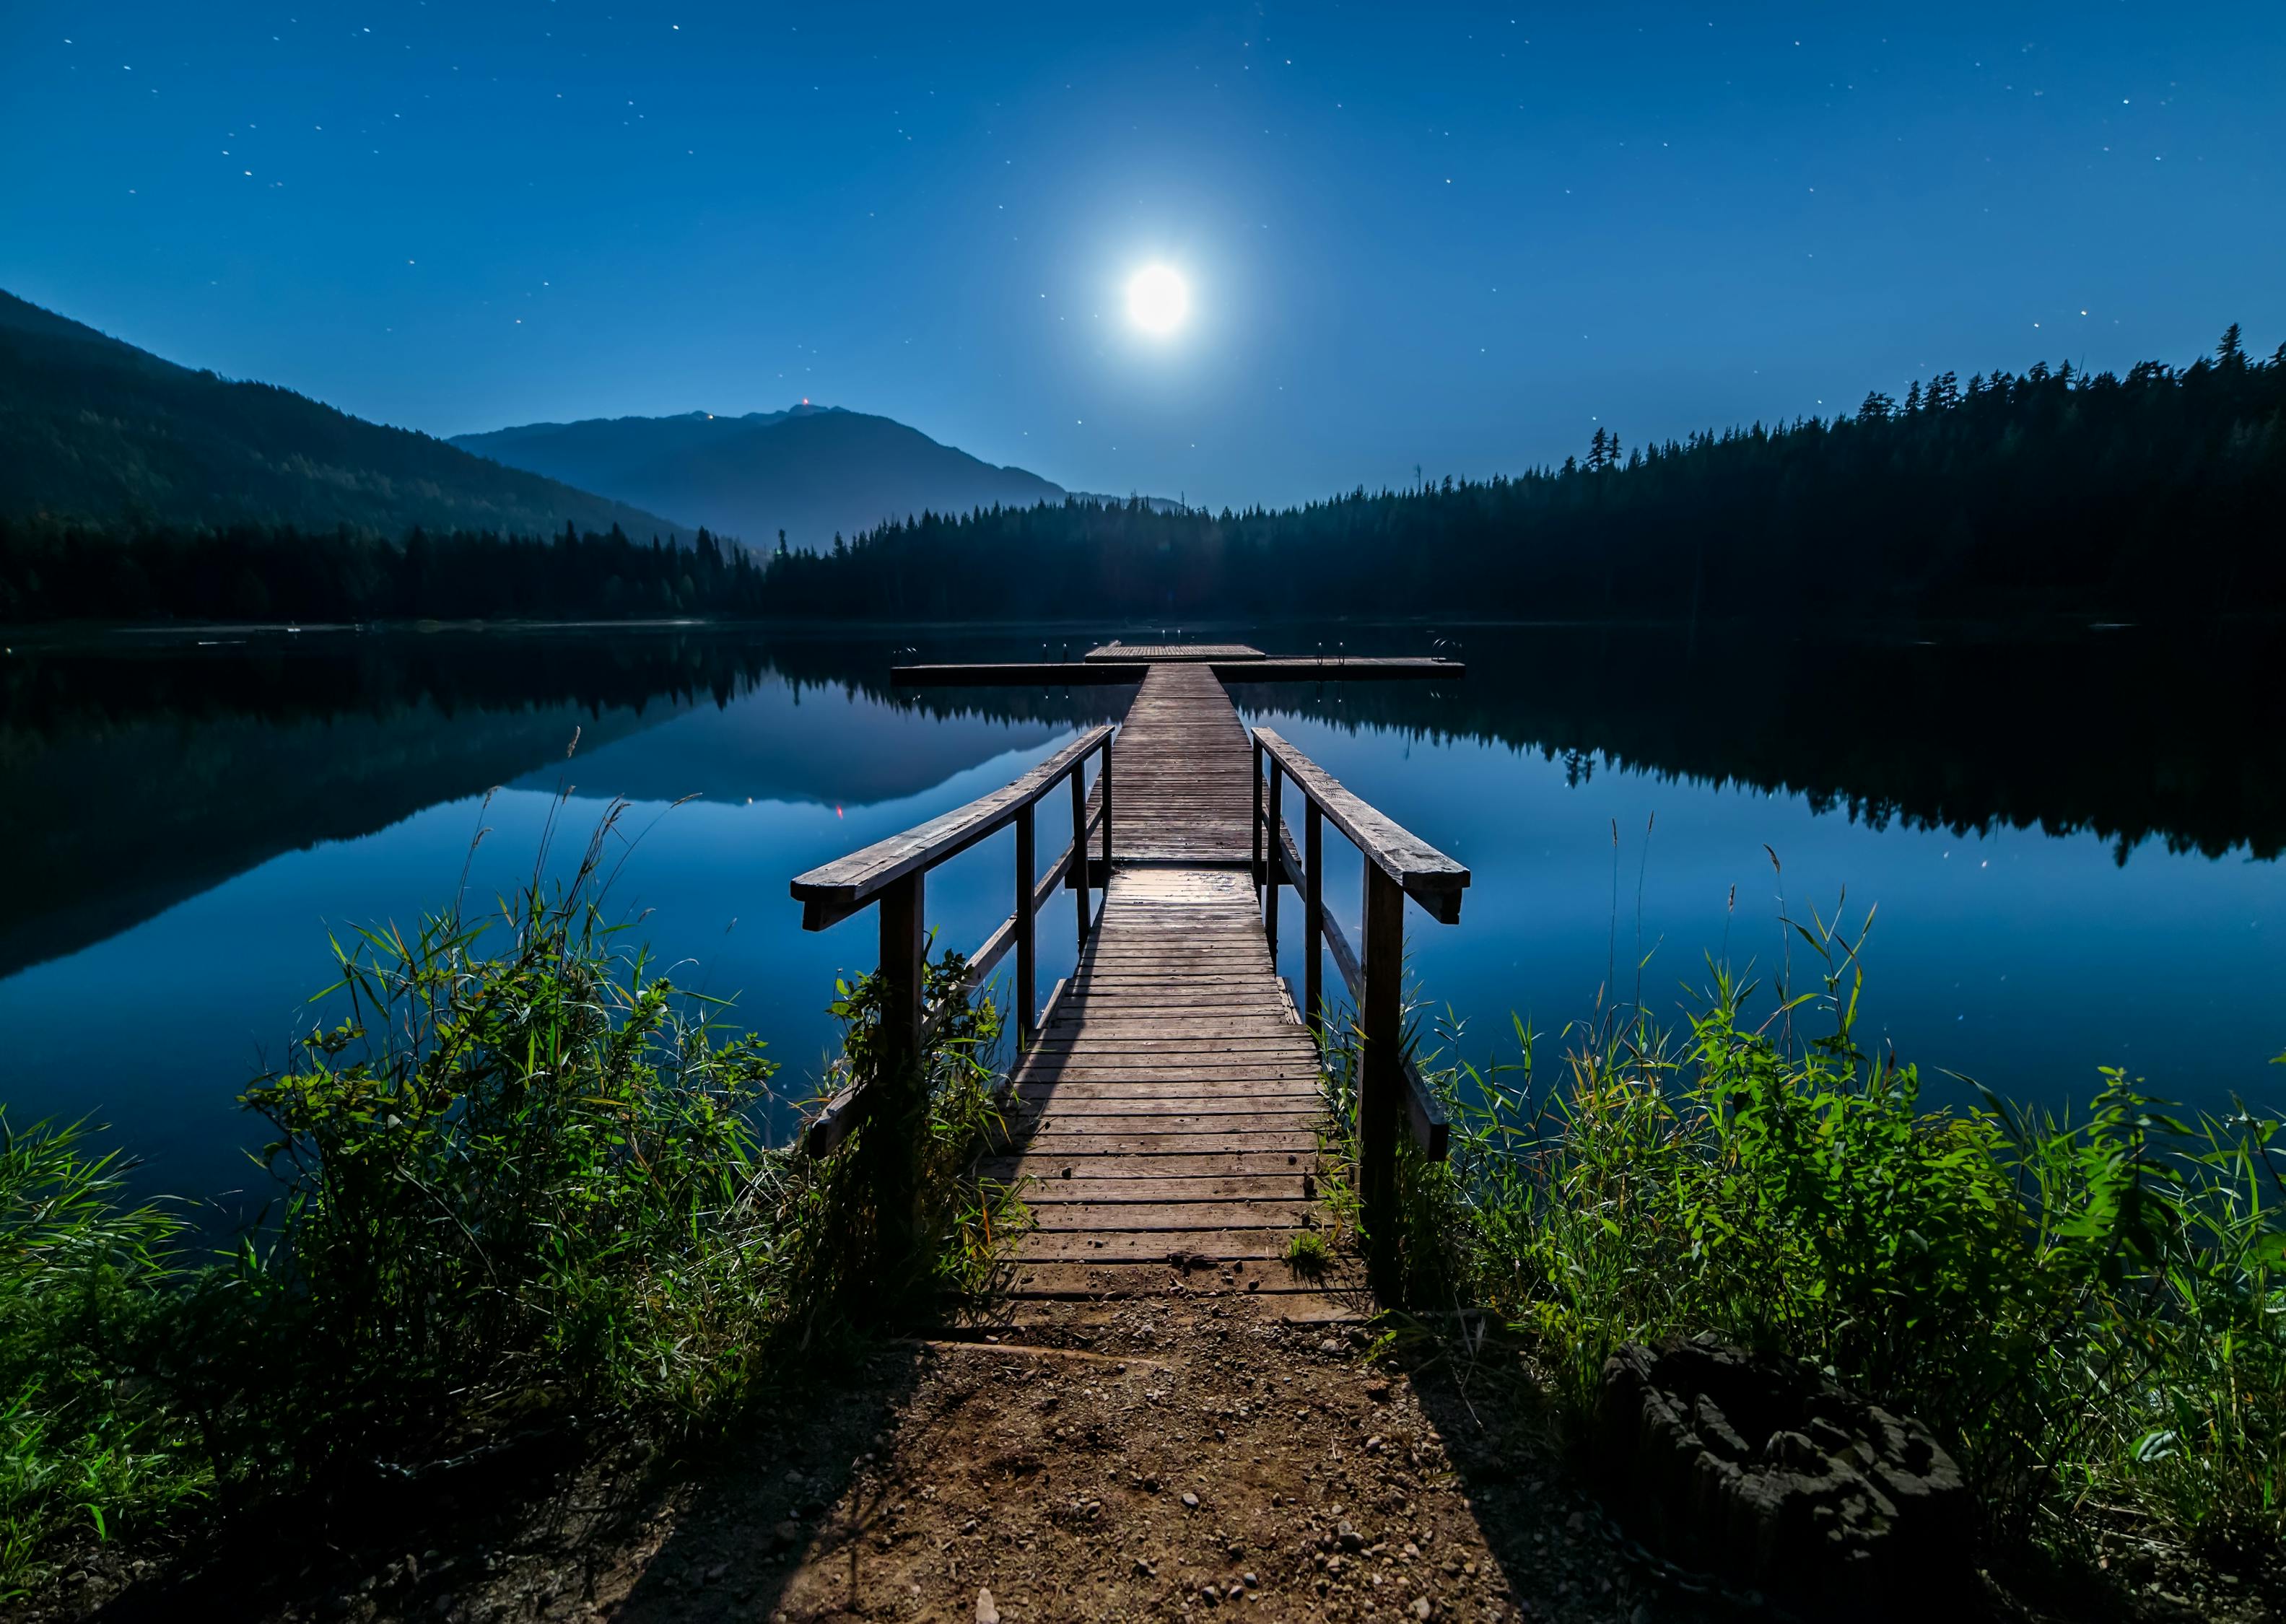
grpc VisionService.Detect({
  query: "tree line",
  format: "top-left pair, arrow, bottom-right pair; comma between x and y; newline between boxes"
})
3,327 -> 2279,625
759,326 -> 2286,621
0,519 -> 764,623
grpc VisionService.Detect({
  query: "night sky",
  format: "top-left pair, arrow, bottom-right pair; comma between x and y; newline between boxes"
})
6,2 -> 2282,509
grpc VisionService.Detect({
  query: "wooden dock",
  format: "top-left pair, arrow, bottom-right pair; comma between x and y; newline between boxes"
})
792,645 -> 1469,1311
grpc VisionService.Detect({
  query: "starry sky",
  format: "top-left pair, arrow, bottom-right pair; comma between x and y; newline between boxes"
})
5,2 -> 2282,509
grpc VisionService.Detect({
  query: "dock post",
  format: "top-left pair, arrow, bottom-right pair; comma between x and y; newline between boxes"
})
1015,804 -> 1037,1045
1360,863 -> 1405,1296
1252,737 -> 1265,895
1265,764 -> 1282,958
1071,765 -> 1090,946
1305,802 -> 1324,1038
871,869 -> 926,1261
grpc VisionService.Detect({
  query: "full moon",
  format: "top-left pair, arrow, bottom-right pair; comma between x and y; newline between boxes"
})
1126,264 -> 1190,336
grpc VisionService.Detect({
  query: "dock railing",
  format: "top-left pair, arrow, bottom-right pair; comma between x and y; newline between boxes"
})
1252,728 -> 1470,1283
790,724 -> 1114,1206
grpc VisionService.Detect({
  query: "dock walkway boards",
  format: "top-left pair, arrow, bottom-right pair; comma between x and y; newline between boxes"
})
1090,662 -> 1255,866
990,663 -> 1356,1309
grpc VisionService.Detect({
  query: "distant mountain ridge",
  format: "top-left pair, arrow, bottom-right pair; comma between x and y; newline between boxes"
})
0,290 -> 689,542
453,407 -> 1179,549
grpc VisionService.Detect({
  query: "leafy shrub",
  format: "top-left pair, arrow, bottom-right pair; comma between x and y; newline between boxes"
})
1330,904 -> 2286,1563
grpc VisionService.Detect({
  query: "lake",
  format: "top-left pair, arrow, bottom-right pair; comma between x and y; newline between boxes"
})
1,619 -> 2279,1221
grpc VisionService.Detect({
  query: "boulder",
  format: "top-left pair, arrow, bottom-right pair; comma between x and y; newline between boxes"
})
1594,1334 -> 1969,1618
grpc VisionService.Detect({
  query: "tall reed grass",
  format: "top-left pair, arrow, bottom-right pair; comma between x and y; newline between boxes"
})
0,800 -> 1017,1597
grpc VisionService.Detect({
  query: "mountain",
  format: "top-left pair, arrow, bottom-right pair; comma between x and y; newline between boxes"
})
0,290 -> 688,541
451,406 -> 1072,549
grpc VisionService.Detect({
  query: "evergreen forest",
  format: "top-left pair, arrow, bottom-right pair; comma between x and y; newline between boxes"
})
4,328 -> 2280,624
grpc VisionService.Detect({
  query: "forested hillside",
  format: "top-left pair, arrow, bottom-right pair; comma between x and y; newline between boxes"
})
0,291 -> 686,541
5,328 -> 2278,626
759,328 -> 2286,621
453,405 -> 1068,550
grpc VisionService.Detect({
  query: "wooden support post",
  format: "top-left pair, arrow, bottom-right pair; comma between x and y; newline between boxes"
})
870,870 -> 926,1260
1015,803 -> 1037,1046
1360,863 -> 1405,1296
1100,735 -> 1113,875
1265,764 -> 1283,958
1305,800 -> 1324,1039
1252,736 -> 1265,895
1070,764 -> 1090,948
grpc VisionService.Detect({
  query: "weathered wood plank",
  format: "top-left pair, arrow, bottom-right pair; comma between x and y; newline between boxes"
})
1013,1228 -> 1320,1262
1025,1200 -> 1319,1231
1085,642 -> 1265,662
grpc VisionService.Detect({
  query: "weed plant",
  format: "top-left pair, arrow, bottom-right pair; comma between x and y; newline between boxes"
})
1321,901 -> 2286,1570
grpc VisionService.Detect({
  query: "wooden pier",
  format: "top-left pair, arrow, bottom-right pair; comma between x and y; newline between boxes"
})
790,643 -> 1467,1308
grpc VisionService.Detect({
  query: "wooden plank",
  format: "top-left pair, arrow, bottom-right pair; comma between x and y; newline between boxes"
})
1017,1175 -> 1307,1201
1025,1200 -> 1319,1231
1009,1130 -> 1319,1156
998,1261 -> 1361,1298
1013,1093 -> 1322,1108
983,1151 -> 1312,1180
1013,1228 -> 1318,1262
1086,642 -> 1265,662
1017,1112 -> 1324,1136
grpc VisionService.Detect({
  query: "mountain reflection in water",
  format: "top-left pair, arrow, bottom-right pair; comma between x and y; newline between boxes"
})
0,619 -> 2275,1212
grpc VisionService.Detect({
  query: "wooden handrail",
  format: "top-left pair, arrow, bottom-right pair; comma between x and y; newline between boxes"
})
790,724 -> 1114,930
1268,811 -> 1451,1161
935,803 -> 1104,1031
1253,728 -> 1469,923
790,726 -> 1115,1169
1252,730 -> 1464,1288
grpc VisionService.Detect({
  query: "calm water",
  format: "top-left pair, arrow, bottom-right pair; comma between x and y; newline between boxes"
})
1,621 -> 2279,1218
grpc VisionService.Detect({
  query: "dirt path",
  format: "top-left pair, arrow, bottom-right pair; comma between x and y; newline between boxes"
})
282,1296 -> 1725,1624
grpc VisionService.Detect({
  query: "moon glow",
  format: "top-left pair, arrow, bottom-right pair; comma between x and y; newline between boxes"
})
1125,264 -> 1190,336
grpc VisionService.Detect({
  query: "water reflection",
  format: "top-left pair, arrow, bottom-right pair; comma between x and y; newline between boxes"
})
0,619 -> 2275,1211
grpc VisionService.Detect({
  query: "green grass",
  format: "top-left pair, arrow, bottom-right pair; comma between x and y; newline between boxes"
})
1283,1230 -> 1334,1279
0,800 -> 1021,1597
0,1119 -> 211,1597
1322,901 -> 2286,1576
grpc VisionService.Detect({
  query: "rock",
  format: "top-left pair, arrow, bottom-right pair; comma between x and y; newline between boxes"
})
1319,1338 -> 1342,1355
975,1585 -> 1000,1624
1594,1334 -> 1971,1618
1182,1491 -> 1200,1509
1412,1598 -> 1434,1620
